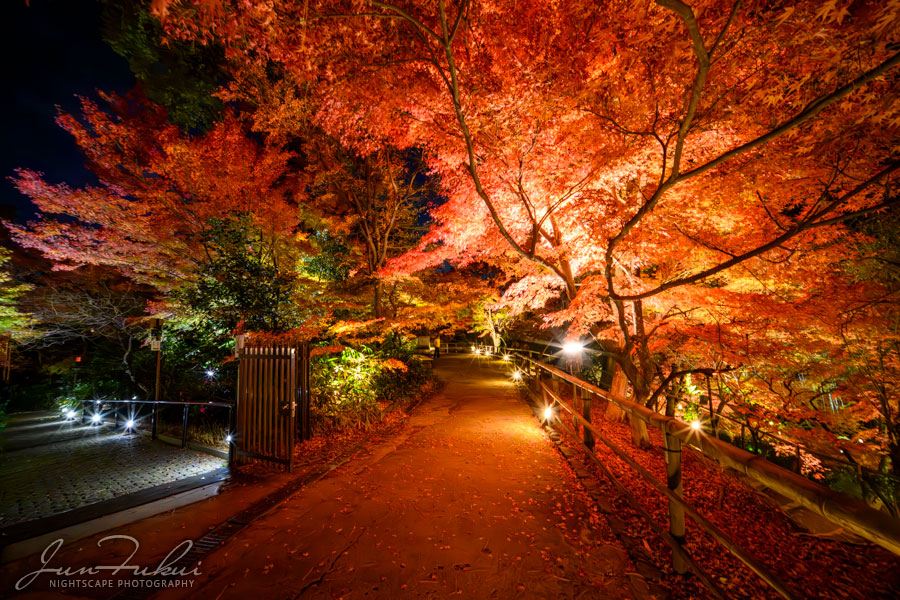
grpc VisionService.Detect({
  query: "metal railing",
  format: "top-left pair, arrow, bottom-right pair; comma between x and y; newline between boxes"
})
74,398 -> 234,463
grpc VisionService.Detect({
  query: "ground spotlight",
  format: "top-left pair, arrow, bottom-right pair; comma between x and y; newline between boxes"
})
66,409 -> 76,420
226,434 -> 233,443
91,413 -> 102,424
512,370 -> 521,381
502,354 -> 510,361
543,405 -> 554,421
125,419 -> 135,430
206,369 -> 216,378
691,420 -> 701,431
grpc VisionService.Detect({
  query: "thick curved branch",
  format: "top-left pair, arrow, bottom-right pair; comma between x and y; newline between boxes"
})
613,161 -> 900,301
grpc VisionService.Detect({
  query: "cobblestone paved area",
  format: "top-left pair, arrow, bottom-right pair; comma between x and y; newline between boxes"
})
0,413 -> 224,526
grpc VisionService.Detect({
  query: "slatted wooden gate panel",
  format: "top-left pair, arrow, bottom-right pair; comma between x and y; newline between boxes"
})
236,344 -> 297,470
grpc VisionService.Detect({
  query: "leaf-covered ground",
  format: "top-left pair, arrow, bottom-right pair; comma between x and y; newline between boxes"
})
555,393 -> 900,600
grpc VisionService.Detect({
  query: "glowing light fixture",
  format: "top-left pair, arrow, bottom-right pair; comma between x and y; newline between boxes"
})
226,434 -> 233,443
563,341 -> 583,355
66,410 -> 76,420
543,405 -> 554,421
502,354 -> 510,361
91,413 -> 102,424
691,420 -> 701,431
125,419 -> 135,430
475,349 -> 483,355
206,369 -> 216,378
512,370 -> 522,381
858,438 -> 864,443
471,345 -> 476,351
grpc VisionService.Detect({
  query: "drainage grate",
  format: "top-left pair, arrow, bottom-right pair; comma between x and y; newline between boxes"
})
111,526 -> 243,600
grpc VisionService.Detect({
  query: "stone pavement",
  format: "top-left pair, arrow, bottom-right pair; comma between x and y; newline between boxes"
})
0,413 -> 224,527
158,354 -> 641,600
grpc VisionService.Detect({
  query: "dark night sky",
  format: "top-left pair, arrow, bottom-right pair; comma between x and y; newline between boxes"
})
1,0 -> 133,224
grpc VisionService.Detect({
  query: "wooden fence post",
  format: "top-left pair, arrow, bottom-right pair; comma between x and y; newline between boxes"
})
665,394 -> 687,574
583,391 -> 594,451
572,379 -> 579,434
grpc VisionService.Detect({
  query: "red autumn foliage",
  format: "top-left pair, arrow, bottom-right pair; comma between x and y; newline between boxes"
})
9,89 -> 297,289
156,0 -> 900,459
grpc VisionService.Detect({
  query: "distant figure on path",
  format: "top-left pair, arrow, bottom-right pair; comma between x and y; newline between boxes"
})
433,336 -> 441,359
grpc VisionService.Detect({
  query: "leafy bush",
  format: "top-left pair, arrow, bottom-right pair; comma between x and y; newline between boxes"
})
311,339 -> 432,429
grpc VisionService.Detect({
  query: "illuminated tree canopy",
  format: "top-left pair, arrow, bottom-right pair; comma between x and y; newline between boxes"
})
7,0 -> 900,468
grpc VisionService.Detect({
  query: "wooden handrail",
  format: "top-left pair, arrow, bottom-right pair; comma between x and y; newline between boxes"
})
543,381 -> 797,600
515,351 -> 900,557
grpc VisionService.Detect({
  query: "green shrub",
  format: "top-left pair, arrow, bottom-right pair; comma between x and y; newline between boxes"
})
311,340 -> 432,429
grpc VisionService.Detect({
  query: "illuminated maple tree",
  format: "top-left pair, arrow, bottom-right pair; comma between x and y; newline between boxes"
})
8,88 -> 297,289
156,0 -> 900,447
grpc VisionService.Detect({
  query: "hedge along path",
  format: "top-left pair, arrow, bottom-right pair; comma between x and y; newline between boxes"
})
157,354 -> 645,600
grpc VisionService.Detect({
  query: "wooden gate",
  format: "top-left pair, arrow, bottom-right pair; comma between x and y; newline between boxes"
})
235,341 -> 310,471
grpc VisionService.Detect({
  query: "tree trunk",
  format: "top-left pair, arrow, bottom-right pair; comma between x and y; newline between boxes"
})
605,363 -> 650,447
374,279 -> 385,318
605,363 -> 628,421
629,393 -> 651,449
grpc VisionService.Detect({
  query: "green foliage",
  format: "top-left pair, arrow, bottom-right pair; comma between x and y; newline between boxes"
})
155,317 -> 237,403
0,248 -> 33,339
302,230 -> 353,282
373,334 -> 430,404
470,301 -> 513,347
579,353 -> 614,390
311,338 -> 431,428
175,215 -> 299,332
100,0 -> 226,131
312,346 -> 384,428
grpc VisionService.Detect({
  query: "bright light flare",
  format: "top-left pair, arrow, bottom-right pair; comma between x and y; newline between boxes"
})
226,434 -> 233,443
206,369 -> 216,378
691,420 -> 701,431
502,354 -> 510,361
475,349 -> 483,355
562,341 -> 583,355
471,345 -> 476,351
65,410 -> 76,420
91,413 -> 102,424
543,405 -> 554,421
512,370 -> 522,381
125,419 -> 135,430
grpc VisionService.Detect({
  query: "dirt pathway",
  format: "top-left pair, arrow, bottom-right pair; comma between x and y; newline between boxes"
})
159,355 -> 640,599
